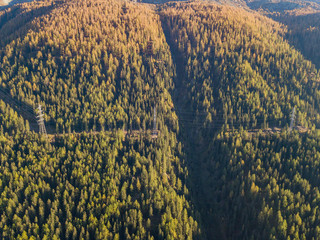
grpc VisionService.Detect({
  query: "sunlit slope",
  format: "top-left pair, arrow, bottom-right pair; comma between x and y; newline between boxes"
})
0,0 -> 176,134
0,131 -> 201,239
0,0 -> 9,6
0,1 -> 202,239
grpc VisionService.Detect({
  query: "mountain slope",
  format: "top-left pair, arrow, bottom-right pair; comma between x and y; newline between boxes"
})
161,2 -> 320,239
260,8 -> 320,69
0,131 -> 201,239
2,0 -> 320,239
161,1 -> 319,134
198,131 -> 320,239
234,0 -> 320,69
0,0 -> 176,134
0,1 -> 201,239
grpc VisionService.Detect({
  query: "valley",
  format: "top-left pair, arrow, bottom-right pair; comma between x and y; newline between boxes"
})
0,0 -> 320,239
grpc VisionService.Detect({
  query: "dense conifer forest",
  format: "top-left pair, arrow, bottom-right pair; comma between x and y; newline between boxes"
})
160,2 -> 320,239
161,2 -> 320,132
1,0 -> 320,239
265,8 -> 320,69
0,1 -> 201,238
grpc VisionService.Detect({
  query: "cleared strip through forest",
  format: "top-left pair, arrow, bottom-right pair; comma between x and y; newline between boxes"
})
47,129 -> 160,142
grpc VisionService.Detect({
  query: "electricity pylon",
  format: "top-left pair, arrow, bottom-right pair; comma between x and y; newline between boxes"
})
289,106 -> 296,132
153,106 -> 157,136
36,104 -> 48,138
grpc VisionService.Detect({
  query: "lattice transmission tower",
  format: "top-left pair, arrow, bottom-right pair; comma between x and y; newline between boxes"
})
153,106 -> 157,136
289,106 -> 296,132
36,104 -> 48,138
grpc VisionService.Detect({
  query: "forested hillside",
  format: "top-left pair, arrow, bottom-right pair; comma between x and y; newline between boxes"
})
231,0 -> 320,69
0,0 -> 201,239
195,130 -> 320,239
1,0 -> 320,239
0,130 -> 200,239
0,0 -> 176,134
0,100 -> 27,134
161,2 -> 320,239
161,2 -> 320,134
266,10 -> 320,69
